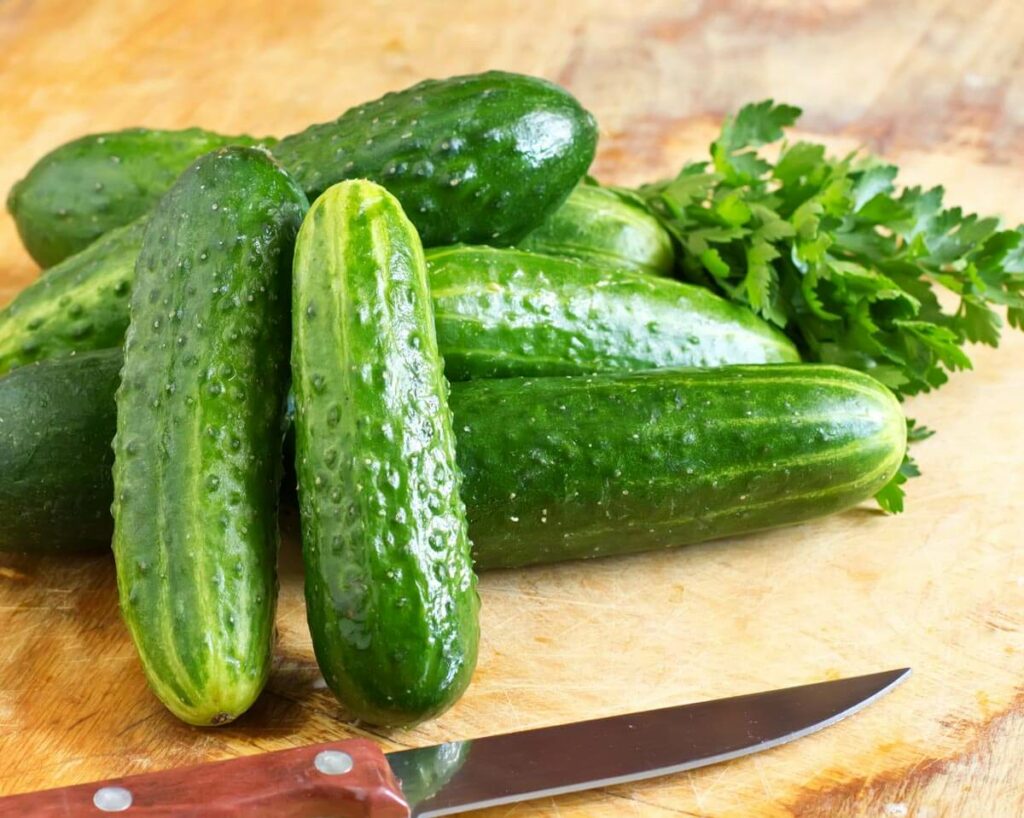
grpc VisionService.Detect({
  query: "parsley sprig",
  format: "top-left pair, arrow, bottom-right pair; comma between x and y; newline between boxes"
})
615,102 -> 1024,511
620,100 -> 1024,398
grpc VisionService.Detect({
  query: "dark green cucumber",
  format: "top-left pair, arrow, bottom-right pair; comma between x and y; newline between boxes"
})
112,147 -> 307,726
7,128 -> 265,267
0,350 -> 118,552
9,72 -> 595,266
456,364 -> 906,568
3,354 -> 904,568
1,241 -> 798,380
292,180 -> 478,726
516,184 -> 674,275
427,245 -> 800,380
0,218 -> 145,376
273,71 -> 595,246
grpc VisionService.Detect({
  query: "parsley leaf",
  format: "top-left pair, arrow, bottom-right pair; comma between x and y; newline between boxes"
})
622,99 -> 1024,399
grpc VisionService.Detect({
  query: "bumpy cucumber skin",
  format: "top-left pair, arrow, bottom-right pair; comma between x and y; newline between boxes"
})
517,185 -> 675,276
427,246 -> 800,380
7,128 -> 265,267
2,355 -> 903,570
0,218 -> 146,376
0,350 -> 118,552
112,147 -> 307,726
292,181 -> 478,727
455,364 -> 907,568
0,239 -> 797,383
273,72 -> 597,247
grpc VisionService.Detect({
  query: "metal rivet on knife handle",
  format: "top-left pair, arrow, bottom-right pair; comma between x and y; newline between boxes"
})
93,786 -> 133,811
314,749 -> 354,776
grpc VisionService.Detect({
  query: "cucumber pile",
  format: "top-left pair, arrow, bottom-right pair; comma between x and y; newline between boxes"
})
0,71 -> 909,727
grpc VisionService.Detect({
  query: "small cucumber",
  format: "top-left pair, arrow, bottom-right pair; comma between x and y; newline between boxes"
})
0,242 -> 797,380
4,355 -> 904,568
0,218 -> 145,376
7,128 -> 264,267
112,147 -> 307,726
455,364 -> 907,568
516,184 -> 675,275
292,180 -> 479,726
426,245 -> 799,380
273,71 -> 596,247
9,72 -> 595,266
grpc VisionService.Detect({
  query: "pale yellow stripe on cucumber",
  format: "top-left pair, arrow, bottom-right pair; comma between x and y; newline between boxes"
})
325,184 -> 355,411
634,433 -> 902,491
183,251 -> 244,721
423,245 -> 470,263
436,343 -> 586,371
430,303 -> 794,354
520,242 -> 662,269
572,371 -> 898,403
563,452 -> 901,544
143,280 -> 205,719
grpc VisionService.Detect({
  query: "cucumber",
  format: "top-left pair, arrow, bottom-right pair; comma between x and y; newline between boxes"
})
426,245 -> 799,380
516,184 -> 674,275
456,365 -> 907,568
112,147 -> 307,726
3,354 -> 904,568
9,72 -> 596,266
0,351 -> 118,552
0,241 -> 798,380
291,180 -> 478,726
0,218 -> 145,376
273,71 -> 595,246
7,128 -> 264,267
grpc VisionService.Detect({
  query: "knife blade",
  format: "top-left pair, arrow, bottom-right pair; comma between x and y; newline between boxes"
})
0,668 -> 909,817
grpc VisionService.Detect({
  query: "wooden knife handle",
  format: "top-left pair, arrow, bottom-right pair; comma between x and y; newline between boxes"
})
0,738 -> 410,817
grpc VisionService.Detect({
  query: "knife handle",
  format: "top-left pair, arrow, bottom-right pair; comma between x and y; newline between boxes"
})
0,738 -> 410,818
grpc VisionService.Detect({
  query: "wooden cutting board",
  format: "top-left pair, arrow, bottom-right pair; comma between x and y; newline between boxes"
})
1,1 -> 1023,815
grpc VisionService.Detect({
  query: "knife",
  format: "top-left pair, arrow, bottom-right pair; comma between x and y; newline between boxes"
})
0,667 -> 909,817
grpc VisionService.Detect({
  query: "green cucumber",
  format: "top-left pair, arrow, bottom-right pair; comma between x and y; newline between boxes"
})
0,351 -> 119,553
426,245 -> 799,380
0,241 -> 797,380
516,184 -> 674,275
9,72 -> 596,266
7,128 -> 265,267
274,72 -> 595,247
456,364 -> 906,568
112,147 -> 307,726
0,218 -> 145,375
292,180 -> 478,726
3,354 -> 904,568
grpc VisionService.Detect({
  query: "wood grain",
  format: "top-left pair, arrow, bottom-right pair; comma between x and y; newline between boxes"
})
1,1 -> 1023,815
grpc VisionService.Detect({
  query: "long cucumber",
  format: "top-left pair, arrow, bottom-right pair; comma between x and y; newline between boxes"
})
426,245 -> 799,380
5,352 -> 904,568
112,147 -> 307,725
292,180 -> 478,725
0,240 -> 798,378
